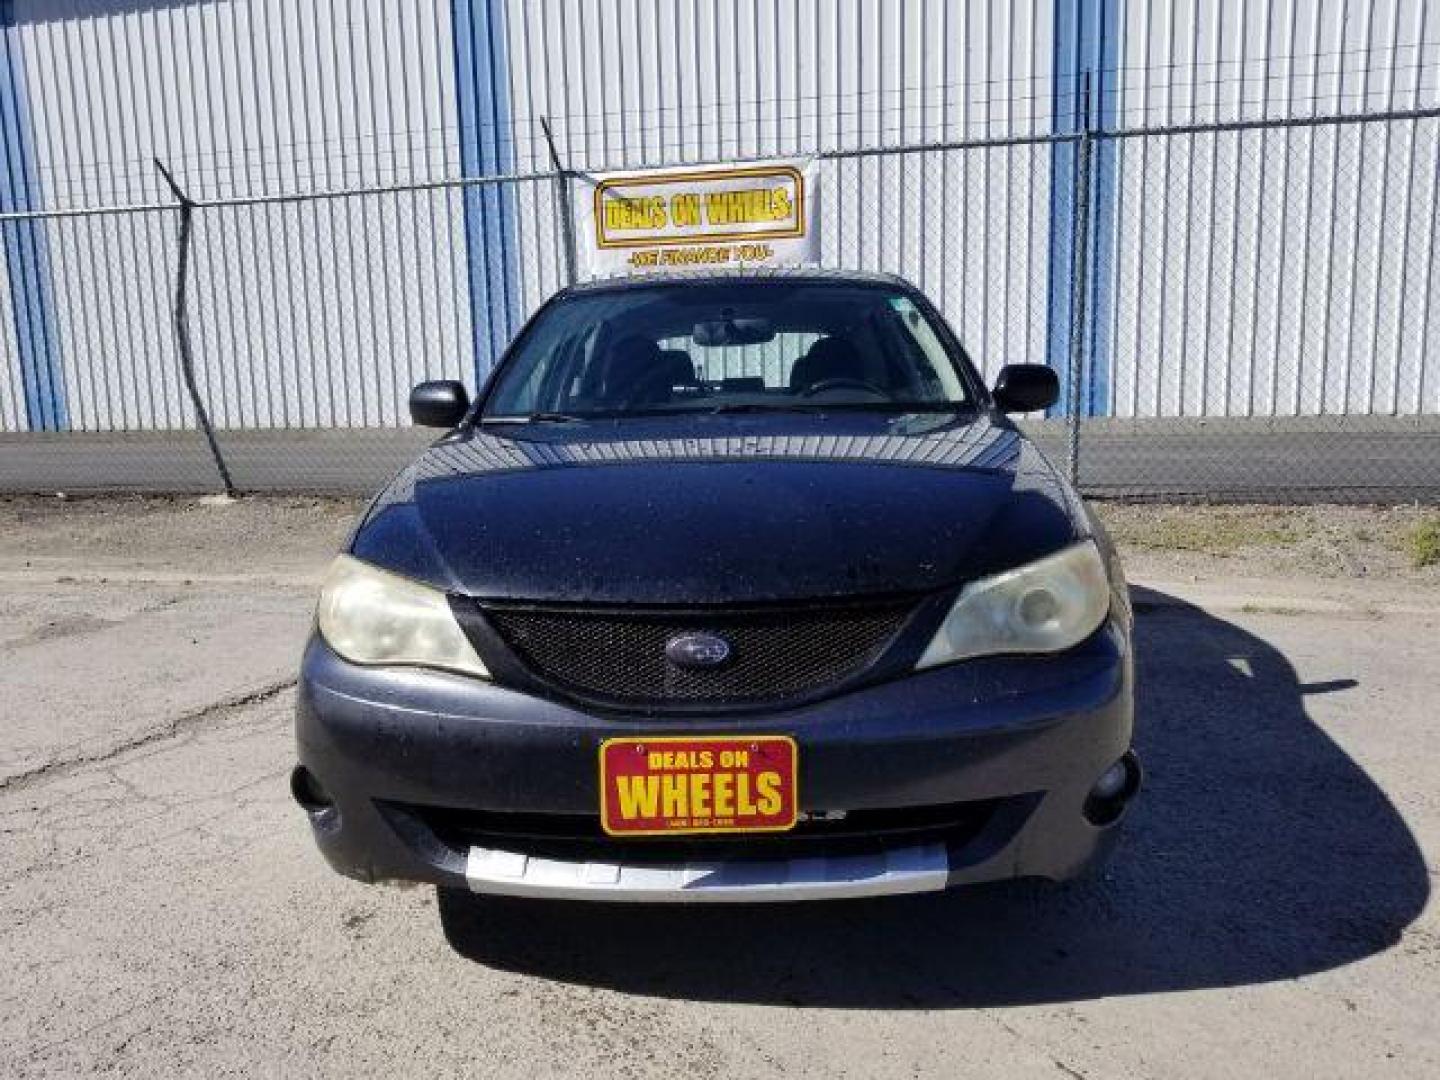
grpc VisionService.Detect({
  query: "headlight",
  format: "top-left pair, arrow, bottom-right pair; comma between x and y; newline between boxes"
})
916,541 -> 1110,669
317,555 -> 490,678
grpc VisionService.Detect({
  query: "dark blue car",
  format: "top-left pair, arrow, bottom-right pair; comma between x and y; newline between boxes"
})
293,269 -> 1138,920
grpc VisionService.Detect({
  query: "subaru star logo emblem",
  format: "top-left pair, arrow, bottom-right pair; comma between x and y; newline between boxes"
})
665,631 -> 732,669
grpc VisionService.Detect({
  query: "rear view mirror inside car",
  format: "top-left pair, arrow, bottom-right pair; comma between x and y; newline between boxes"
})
693,316 -> 776,347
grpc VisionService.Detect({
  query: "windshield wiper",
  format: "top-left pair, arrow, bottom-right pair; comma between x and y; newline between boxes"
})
707,401 -> 972,415
802,401 -> 973,413
706,402 -> 827,414
479,411 -> 587,425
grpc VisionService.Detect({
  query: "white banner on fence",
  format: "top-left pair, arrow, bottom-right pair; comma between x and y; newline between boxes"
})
577,158 -> 818,277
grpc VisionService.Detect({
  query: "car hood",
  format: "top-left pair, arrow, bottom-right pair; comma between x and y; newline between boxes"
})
351,413 -> 1085,604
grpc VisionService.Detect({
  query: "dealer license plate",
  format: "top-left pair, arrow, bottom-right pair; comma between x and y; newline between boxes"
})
599,735 -> 798,836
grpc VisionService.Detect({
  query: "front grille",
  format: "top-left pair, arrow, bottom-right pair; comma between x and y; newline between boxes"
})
404,799 -> 1004,864
480,599 -> 914,707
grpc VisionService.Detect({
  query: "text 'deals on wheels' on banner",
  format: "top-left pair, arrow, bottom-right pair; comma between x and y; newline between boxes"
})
577,159 -> 818,276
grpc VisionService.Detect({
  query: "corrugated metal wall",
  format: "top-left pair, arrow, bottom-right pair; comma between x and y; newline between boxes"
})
0,239 -> 21,430
506,1 -> 1056,168
8,0 -> 476,431
20,0 -> 459,205
508,1 -> 1060,390
1106,0 -> 1440,417
506,0 -> 1439,418
0,0 -> 1436,433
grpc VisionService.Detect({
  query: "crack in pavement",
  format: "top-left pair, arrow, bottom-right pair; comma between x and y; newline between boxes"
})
0,679 -> 297,795
19,991 -> 169,1064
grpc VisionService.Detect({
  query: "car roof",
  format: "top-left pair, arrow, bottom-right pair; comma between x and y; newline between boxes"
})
558,266 -> 920,296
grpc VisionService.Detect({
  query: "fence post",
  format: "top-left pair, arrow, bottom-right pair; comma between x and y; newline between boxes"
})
1065,75 -> 1095,486
154,158 -> 236,498
540,117 -> 578,286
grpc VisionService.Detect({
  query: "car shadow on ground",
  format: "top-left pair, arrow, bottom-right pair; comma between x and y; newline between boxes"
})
439,589 -> 1429,1007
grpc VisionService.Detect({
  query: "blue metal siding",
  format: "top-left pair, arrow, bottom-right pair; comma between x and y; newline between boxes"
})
453,0 -> 521,382
1088,0 -> 1122,416
0,0 -> 63,430
1045,0 -> 1120,418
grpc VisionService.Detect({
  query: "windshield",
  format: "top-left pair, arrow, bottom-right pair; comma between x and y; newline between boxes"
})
481,281 -> 976,420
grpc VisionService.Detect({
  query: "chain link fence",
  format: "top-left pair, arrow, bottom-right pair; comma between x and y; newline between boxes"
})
1079,110 -> 1440,499
1,106 -> 1438,501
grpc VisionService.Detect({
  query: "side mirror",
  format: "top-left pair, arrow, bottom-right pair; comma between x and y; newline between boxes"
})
991,364 -> 1059,413
409,380 -> 470,428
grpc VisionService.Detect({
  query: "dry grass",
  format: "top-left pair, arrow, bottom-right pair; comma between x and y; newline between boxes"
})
1101,505 -> 1315,556
1095,502 -> 1440,581
1405,517 -> 1440,569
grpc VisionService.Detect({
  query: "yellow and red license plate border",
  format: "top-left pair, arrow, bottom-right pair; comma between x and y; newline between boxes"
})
597,734 -> 799,837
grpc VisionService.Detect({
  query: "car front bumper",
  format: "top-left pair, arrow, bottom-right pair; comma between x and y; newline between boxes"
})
293,619 -> 1136,901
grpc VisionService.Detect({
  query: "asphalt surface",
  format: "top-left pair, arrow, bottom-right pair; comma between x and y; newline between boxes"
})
2,501 -> 1437,1078
2,416 -> 1438,501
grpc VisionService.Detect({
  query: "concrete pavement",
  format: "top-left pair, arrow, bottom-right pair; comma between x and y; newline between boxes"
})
1,499 -> 1436,1078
